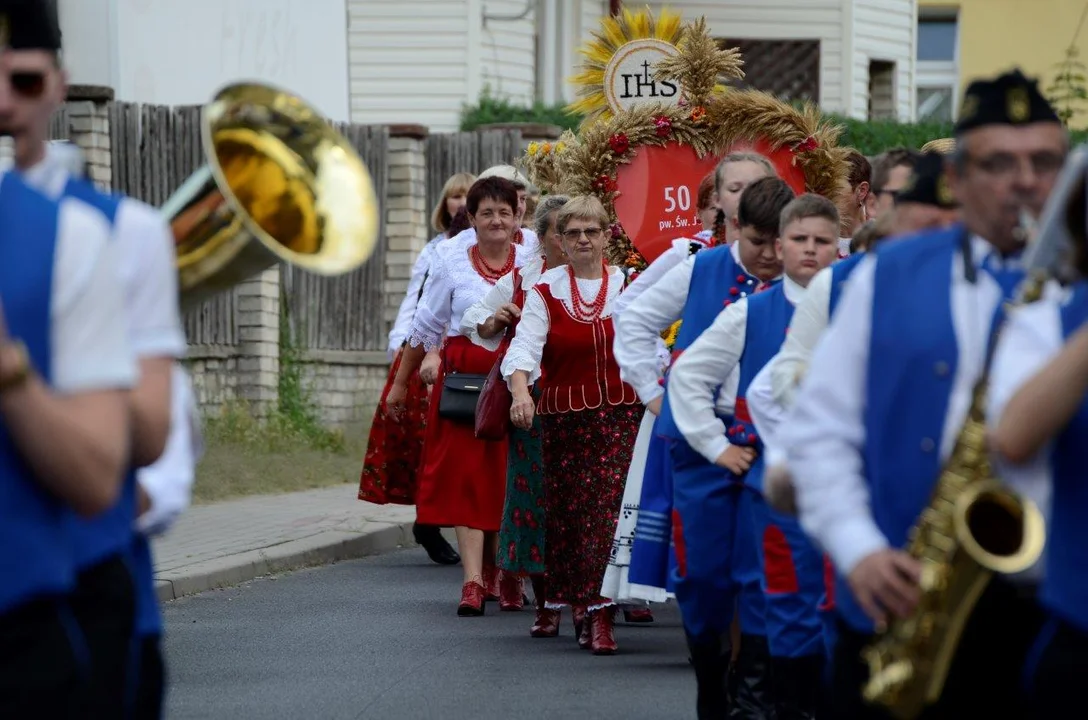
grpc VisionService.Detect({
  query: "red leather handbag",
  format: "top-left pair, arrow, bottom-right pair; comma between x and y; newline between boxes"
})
475,269 -> 525,440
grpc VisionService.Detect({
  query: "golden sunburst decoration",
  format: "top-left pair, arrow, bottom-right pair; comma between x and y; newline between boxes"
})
566,5 -> 684,125
652,18 -> 744,108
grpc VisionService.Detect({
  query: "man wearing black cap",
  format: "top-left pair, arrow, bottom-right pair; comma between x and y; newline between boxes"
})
0,2 -> 141,718
781,68 -> 1067,717
0,1 -> 186,718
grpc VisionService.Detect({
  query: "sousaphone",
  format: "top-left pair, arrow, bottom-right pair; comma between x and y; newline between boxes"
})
164,81 -> 380,308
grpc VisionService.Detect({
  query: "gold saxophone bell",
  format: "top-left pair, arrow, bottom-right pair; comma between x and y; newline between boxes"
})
165,82 -> 380,309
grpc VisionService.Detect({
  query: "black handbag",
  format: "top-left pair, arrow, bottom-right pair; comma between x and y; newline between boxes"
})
438,372 -> 488,424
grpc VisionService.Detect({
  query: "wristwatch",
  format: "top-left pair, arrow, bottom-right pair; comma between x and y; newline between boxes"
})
0,340 -> 31,394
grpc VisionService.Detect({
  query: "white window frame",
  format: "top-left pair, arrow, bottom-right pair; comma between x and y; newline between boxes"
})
916,8 -> 960,121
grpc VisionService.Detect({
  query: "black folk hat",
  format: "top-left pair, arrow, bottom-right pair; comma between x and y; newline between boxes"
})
895,151 -> 957,209
955,68 -> 1060,136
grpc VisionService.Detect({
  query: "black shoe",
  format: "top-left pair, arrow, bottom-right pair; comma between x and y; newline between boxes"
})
687,632 -> 733,720
730,634 -> 775,719
412,523 -> 461,565
770,654 -> 824,720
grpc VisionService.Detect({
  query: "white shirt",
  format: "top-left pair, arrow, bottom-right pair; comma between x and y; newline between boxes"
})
39,189 -> 138,393
18,144 -> 187,360
136,364 -> 203,536
770,267 -> 833,409
747,360 -> 788,468
459,254 -> 549,352
408,229 -> 534,351
387,233 -> 444,355
783,237 -> 1028,576
501,265 -> 626,386
669,276 -> 806,464
615,242 -> 753,407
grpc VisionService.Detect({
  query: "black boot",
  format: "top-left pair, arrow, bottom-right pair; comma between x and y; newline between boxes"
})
687,632 -> 733,720
770,654 -> 824,720
412,523 -> 460,565
730,634 -> 775,719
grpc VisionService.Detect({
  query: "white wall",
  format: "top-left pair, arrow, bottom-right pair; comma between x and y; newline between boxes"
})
59,0 -> 351,122
650,0 -> 848,114
850,0 -> 918,120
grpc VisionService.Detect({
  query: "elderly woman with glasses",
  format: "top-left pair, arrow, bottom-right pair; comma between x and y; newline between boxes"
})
502,195 -> 642,655
460,195 -> 569,635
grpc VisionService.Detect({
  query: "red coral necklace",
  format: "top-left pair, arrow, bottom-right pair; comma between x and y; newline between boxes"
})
568,262 -> 609,321
470,244 -> 515,285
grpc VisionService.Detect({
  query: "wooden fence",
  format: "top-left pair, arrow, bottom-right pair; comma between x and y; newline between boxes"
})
105,102 -> 391,351
424,129 -> 524,224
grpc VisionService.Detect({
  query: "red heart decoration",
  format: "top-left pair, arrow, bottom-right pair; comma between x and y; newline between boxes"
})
614,142 -> 720,264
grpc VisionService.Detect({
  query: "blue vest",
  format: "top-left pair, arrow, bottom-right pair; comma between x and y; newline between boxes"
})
1043,281 -> 1088,633
60,178 -> 140,571
0,173 -> 67,613
729,284 -> 796,489
658,246 -> 761,440
836,226 -> 1025,631
829,252 -> 866,316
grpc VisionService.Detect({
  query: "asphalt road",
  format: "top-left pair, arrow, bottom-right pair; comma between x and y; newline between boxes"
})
162,548 -> 696,720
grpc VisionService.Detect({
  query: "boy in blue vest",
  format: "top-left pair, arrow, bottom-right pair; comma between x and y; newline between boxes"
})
0,7 -> 138,716
670,193 -> 841,720
1,2 -> 187,715
784,69 -> 1066,718
619,176 -> 790,718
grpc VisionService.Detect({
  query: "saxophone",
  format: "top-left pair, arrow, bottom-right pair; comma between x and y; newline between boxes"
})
860,211 -> 1049,720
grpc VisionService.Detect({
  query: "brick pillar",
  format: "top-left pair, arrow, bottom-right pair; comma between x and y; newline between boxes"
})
235,269 -> 281,416
65,85 -> 114,189
382,125 -> 431,347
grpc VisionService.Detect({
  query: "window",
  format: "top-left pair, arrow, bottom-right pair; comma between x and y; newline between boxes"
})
916,12 -> 959,121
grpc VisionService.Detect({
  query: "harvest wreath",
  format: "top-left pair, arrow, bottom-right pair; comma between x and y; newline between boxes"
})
521,7 -> 852,274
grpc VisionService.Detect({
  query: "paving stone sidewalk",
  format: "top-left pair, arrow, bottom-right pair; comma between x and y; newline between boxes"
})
152,484 -> 419,601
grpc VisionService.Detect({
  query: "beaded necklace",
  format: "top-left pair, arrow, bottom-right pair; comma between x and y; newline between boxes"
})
470,244 -> 515,285
567,262 -> 609,321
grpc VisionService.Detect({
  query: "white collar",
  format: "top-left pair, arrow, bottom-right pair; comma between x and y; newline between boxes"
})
783,274 -> 807,304
969,233 -> 1024,271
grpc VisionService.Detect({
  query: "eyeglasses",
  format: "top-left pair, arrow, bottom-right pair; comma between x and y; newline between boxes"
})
11,71 -> 45,99
561,227 -> 604,241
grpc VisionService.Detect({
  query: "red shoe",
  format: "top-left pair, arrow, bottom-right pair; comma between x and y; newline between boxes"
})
457,581 -> 485,617
484,565 -> 500,601
590,607 -> 618,655
623,607 -> 655,623
499,572 -> 525,612
574,607 -> 593,650
530,609 -> 560,637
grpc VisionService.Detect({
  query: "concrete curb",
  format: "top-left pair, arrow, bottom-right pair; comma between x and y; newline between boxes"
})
155,520 -> 419,602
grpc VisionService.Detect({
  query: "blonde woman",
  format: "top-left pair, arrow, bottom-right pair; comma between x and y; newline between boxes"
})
504,196 -> 642,654
358,171 -> 474,565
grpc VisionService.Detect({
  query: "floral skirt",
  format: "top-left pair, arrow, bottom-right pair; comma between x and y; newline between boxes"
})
541,403 -> 641,607
357,351 -> 428,505
415,336 -> 508,531
496,408 -> 546,576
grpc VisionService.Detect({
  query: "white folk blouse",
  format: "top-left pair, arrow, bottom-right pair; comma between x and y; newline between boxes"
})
459,254 -> 549,352
407,229 -> 535,352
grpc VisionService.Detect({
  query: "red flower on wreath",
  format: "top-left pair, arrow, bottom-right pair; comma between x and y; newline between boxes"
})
654,115 -> 673,137
792,135 -> 819,153
690,106 -> 707,123
593,174 -> 618,193
609,132 -> 630,155
610,223 -> 624,239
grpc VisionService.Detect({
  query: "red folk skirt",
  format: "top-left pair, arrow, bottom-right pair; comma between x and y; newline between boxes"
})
357,351 -> 429,505
415,336 -> 508,532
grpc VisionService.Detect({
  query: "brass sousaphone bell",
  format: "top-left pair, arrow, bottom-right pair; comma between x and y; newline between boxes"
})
164,81 -> 380,308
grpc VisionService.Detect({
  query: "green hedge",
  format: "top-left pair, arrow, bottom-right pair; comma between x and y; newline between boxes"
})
460,92 -> 1088,156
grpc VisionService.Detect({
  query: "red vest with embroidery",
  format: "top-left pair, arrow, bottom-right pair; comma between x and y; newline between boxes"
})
535,283 -> 639,415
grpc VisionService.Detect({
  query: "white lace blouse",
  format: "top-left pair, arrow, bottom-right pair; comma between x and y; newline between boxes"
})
459,255 -> 549,352
387,232 -> 445,354
501,265 -> 626,385
407,229 -> 535,352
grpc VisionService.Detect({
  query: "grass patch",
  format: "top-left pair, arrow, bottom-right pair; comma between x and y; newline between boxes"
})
192,405 -> 368,505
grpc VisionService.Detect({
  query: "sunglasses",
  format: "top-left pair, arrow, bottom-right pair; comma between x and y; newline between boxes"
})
11,71 -> 46,99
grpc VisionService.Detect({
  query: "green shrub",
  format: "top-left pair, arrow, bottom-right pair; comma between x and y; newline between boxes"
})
460,93 -> 1088,155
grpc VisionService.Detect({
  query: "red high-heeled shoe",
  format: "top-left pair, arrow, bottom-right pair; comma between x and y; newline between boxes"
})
457,581 -> 485,617
499,572 -> 525,612
528,575 -> 558,637
573,607 -> 592,650
483,565 -> 500,601
590,607 -> 618,655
